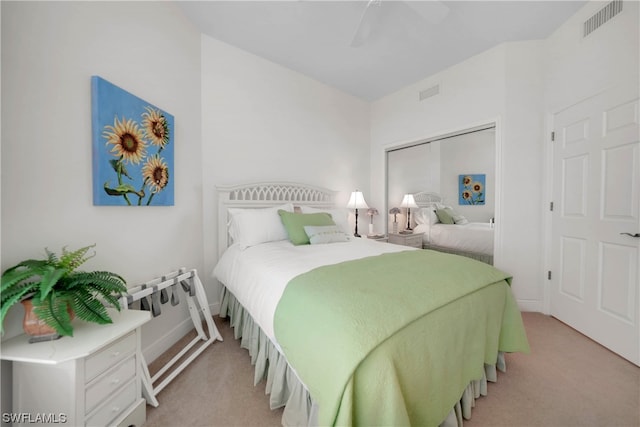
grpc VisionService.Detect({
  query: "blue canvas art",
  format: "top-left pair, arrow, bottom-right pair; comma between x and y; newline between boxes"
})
458,174 -> 485,205
92,76 -> 174,206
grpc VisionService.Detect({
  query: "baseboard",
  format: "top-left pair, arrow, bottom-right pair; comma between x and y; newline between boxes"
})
209,301 -> 220,316
141,302 -> 221,363
517,299 -> 542,312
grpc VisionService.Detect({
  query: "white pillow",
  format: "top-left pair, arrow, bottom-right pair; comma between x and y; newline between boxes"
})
228,203 -> 294,247
451,210 -> 469,225
414,207 -> 439,225
303,225 -> 350,245
300,206 -> 350,234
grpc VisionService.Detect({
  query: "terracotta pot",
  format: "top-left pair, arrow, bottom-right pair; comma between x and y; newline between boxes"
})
21,299 -> 74,338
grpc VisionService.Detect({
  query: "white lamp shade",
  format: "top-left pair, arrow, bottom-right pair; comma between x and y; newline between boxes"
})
400,194 -> 418,209
346,191 -> 369,209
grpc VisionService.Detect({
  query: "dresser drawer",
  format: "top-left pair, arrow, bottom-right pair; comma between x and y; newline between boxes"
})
404,235 -> 423,248
86,356 -> 136,413
85,332 -> 136,382
388,233 -> 423,248
85,379 -> 136,427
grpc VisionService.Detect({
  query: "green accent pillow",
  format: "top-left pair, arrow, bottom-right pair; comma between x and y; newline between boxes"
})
278,210 -> 336,245
435,208 -> 455,224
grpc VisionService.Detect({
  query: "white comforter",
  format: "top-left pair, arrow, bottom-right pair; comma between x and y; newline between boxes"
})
414,222 -> 494,256
213,238 -> 414,342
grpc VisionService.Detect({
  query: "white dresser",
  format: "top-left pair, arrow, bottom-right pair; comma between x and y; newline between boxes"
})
1,309 -> 151,427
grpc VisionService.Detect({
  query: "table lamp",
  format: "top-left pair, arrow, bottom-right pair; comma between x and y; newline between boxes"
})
400,194 -> 418,231
346,190 -> 369,237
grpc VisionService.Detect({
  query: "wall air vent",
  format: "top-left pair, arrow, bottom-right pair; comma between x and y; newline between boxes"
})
583,0 -> 623,38
419,84 -> 440,101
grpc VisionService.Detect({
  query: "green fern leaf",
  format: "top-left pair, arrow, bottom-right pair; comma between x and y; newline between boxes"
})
59,245 -> 96,272
45,248 -> 58,265
63,272 -> 126,311
65,271 -> 127,292
67,288 -> 112,324
37,267 -> 67,299
0,286 -> 32,333
2,259 -> 48,276
1,266 -> 43,292
95,288 -> 123,311
33,293 -> 73,336
1,282 -> 33,306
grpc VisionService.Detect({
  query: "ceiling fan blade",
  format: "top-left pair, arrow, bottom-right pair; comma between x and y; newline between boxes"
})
350,0 -> 382,47
404,0 -> 450,25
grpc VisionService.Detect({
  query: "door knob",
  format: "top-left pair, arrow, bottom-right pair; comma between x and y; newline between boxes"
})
620,232 -> 640,238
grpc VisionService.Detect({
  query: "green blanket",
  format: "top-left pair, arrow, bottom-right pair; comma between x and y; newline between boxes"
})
273,249 -> 529,426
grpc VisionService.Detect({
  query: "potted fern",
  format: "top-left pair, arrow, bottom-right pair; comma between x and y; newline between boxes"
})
1,244 -> 128,340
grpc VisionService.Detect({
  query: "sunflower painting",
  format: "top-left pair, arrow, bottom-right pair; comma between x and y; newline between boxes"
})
458,174 -> 485,205
91,76 -> 174,206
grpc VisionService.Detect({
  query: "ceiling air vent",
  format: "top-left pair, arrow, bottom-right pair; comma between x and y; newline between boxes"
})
583,0 -> 623,38
419,84 -> 440,101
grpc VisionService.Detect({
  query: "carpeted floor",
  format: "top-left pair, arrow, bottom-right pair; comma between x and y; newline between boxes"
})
145,312 -> 640,427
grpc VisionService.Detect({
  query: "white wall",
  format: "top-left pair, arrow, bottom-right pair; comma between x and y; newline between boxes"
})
500,40 -> 546,308
370,44 -> 507,218
200,35 -> 371,302
544,0 -> 639,111
1,1 -> 203,414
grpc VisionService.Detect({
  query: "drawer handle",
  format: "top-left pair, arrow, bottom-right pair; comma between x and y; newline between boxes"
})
111,378 -> 121,385
112,406 -> 120,413
111,351 -> 121,358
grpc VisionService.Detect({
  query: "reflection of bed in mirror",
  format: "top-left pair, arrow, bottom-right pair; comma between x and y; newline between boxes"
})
413,192 -> 494,265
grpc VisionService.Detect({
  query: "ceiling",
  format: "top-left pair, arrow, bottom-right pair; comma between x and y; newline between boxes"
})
177,1 -> 587,101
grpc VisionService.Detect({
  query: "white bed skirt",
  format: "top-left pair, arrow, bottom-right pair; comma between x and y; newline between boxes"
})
424,244 -> 494,265
220,286 -> 506,426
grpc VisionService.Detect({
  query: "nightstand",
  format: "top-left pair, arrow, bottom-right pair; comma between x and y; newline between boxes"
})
366,234 -> 388,242
1,309 -> 151,427
388,232 -> 424,248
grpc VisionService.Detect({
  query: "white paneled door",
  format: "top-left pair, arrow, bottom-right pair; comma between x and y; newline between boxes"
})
551,83 -> 640,366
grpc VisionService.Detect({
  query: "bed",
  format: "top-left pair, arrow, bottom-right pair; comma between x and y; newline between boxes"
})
413,192 -> 494,265
213,182 -> 528,426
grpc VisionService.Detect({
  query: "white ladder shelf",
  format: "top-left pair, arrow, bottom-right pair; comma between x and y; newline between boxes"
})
121,268 -> 222,407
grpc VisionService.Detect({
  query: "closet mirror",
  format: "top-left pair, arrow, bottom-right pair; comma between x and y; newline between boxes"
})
386,125 -> 496,264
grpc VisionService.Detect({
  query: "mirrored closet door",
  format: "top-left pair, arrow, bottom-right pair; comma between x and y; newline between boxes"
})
386,125 -> 496,263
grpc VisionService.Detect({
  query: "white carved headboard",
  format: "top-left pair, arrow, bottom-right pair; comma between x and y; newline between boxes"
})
216,182 -> 338,256
413,192 -> 443,208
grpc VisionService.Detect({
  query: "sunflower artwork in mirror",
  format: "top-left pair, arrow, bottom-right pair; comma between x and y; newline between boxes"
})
91,76 -> 174,206
458,174 -> 485,205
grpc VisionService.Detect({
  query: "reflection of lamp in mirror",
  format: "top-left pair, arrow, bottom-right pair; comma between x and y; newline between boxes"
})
389,207 -> 400,234
400,194 -> 418,232
346,190 -> 369,237
366,208 -> 378,235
